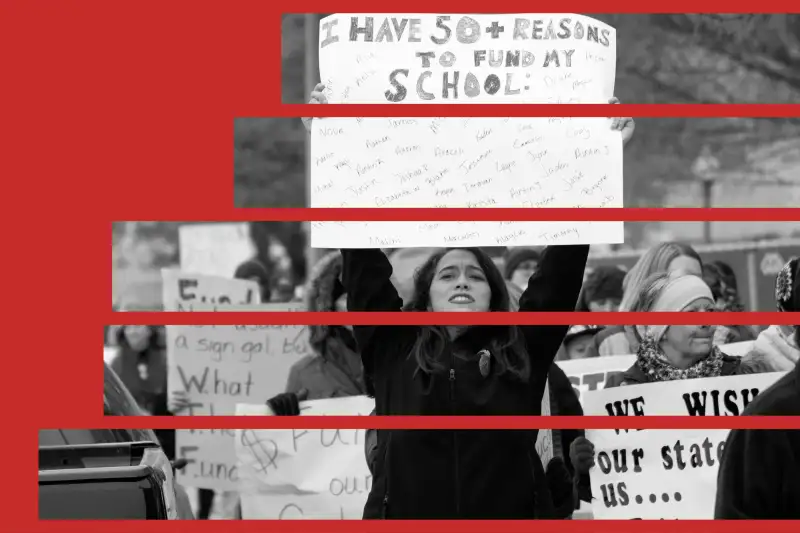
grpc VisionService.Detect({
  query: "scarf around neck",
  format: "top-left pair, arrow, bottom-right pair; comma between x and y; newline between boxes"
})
636,336 -> 725,383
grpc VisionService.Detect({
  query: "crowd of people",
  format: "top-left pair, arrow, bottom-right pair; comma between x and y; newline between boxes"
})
104,95 -> 799,519
107,237 -> 799,519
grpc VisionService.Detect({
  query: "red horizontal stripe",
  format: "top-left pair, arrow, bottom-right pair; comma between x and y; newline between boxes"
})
262,104 -> 800,118
21,520 -> 800,532
113,207 -> 800,222
280,2 -> 800,13
83,416 -> 800,430
111,311 -> 799,326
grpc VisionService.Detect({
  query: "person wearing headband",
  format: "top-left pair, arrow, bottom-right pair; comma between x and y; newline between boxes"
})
608,271 -> 743,386
569,272 -> 746,498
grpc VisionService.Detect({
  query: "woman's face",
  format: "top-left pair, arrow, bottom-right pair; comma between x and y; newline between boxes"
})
589,297 -> 621,312
668,255 -> 702,278
428,250 -> 492,312
659,298 -> 716,368
510,260 -> 538,290
123,325 -> 150,352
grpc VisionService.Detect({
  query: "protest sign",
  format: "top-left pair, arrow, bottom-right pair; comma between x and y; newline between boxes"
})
317,14 -> 616,104
235,397 -> 375,519
555,354 -> 635,402
310,13 -> 622,249
309,118 -> 624,248
583,371 -> 787,519
163,272 -> 312,491
162,270 -> 261,311
179,223 -> 255,278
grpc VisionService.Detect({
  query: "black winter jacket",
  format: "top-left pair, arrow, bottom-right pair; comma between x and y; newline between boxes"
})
341,245 -> 589,519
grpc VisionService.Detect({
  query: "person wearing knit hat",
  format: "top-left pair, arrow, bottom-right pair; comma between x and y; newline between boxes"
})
571,271 -> 746,505
715,260 -> 800,519
607,271 -> 743,387
577,265 -> 626,312
503,247 -> 541,290
233,258 -> 272,303
739,257 -> 800,373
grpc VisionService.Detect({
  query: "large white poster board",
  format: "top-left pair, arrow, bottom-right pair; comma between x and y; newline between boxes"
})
310,13 -> 623,249
582,371 -> 787,519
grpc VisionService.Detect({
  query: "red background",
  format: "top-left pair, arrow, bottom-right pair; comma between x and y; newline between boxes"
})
2,1 -> 799,531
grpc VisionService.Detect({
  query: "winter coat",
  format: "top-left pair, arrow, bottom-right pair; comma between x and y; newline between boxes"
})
742,325 -> 799,373
284,251 -> 367,400
714,361 -> 800,518
342,245 -> 589,519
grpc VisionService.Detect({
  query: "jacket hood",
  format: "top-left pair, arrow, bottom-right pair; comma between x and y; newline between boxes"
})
304,251 -> 348,357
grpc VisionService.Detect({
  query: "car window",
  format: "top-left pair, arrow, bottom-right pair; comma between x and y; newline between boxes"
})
104,362 -> 146,416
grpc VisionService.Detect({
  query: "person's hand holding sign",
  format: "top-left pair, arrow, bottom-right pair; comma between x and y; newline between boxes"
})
608,96 -> 635,146
301,83 -> 328,133
570,436 -> 596,475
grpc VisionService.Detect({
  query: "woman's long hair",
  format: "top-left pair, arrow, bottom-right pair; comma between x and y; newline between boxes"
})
620,242 -> 702,312
403,247 -> 531,383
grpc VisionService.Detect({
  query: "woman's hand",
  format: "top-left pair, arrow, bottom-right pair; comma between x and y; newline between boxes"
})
608,96 -> 635,147
168,390 -> 192,415
301,83 -> 328,133
267,389 -> 309,416
569,436 -> 596,475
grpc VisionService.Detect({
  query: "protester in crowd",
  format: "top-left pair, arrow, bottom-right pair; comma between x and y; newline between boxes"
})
702,260 -> 756,345
269,251 -> 367,405
304,80 -> 633,519
741,257 -> 799,372
572,272 -> 748,496
555,325 -> 604,361
590,242 -> 703,357
604,272 -> 742,387
575,265 -> 626,312
233,258 -> 272,303
714,283 -> 800,518
504,247 -> 541,291
342,242 -> 591,519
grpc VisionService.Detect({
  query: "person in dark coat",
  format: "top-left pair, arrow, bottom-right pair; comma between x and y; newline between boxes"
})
342,244 -> 589,519
714,326 -> 800,517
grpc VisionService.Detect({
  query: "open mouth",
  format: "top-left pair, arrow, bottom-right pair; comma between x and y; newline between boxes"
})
449,294 -> 475,304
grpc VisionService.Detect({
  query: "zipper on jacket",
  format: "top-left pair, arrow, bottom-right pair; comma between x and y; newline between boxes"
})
449,365 -> 461,516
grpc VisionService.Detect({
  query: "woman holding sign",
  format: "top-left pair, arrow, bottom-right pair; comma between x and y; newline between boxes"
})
570,271 -> 760,487
342,243 -> 590,519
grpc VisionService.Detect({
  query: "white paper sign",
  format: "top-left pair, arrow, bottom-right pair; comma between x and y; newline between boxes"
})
179,223 -> 255,278
162,271 -> 311,491
310,116 -> 624,248
318,14 -> 616,104
311,14 -> 621,248
583,372 -> 786,519
235,397 -> 376,520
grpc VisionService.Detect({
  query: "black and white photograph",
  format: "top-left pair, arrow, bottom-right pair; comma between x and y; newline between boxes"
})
44,12 -> 800,522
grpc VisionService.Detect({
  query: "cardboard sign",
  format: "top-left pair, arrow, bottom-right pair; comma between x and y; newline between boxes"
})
555,354 -> 635,402
583,371 -> 787,519
162,270 -> 261,311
